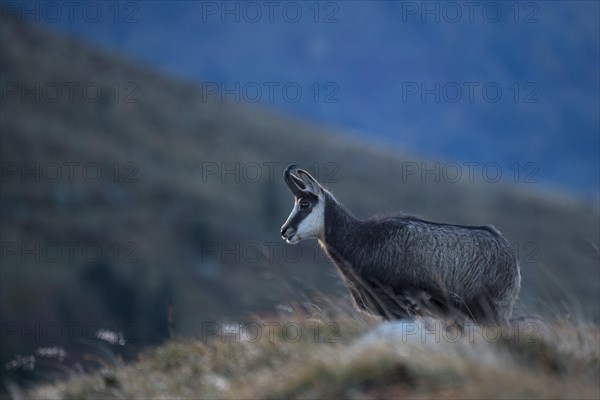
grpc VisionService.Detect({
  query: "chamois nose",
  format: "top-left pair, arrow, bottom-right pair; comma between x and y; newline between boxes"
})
281,226 -> 296,238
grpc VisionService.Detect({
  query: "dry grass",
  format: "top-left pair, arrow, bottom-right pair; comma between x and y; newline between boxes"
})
18,316 -> 600,400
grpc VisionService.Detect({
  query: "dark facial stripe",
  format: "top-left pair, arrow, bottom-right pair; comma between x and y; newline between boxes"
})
287,206 -> 311,231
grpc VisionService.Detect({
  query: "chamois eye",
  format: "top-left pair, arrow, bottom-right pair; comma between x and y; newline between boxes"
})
300,200 -> 310,209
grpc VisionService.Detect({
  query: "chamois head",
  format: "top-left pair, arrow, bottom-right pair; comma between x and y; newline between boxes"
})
280,164 -> 326,244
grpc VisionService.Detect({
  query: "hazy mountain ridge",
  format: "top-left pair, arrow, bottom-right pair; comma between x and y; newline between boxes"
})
40,0 -> 600,195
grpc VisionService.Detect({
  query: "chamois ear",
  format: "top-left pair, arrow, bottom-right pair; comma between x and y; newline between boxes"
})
284,164 -> 307,196
290,173 -> 306,190
296,169 -> 323,195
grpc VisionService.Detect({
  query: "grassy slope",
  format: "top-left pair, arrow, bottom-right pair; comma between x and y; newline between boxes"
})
21,316 -> 600,399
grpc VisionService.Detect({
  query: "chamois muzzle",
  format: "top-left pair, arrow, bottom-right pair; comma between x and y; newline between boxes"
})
280,225 -> 296,240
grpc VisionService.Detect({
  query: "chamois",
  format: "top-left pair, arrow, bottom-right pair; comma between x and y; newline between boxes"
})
280,165 -> 521,325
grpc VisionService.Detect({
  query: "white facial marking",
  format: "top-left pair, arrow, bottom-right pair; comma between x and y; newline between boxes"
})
295,195 -> 325,242
284,194 -> 325,244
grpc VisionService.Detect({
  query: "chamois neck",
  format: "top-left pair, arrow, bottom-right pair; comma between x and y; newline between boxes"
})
320,192 -> 360,249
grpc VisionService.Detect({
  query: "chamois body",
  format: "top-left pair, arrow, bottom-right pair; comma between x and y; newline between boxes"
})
281,165 -> 521,325
320,194 -> 520,324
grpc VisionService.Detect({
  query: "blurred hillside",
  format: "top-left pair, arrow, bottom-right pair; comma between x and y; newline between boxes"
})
1,12 -> 599,392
